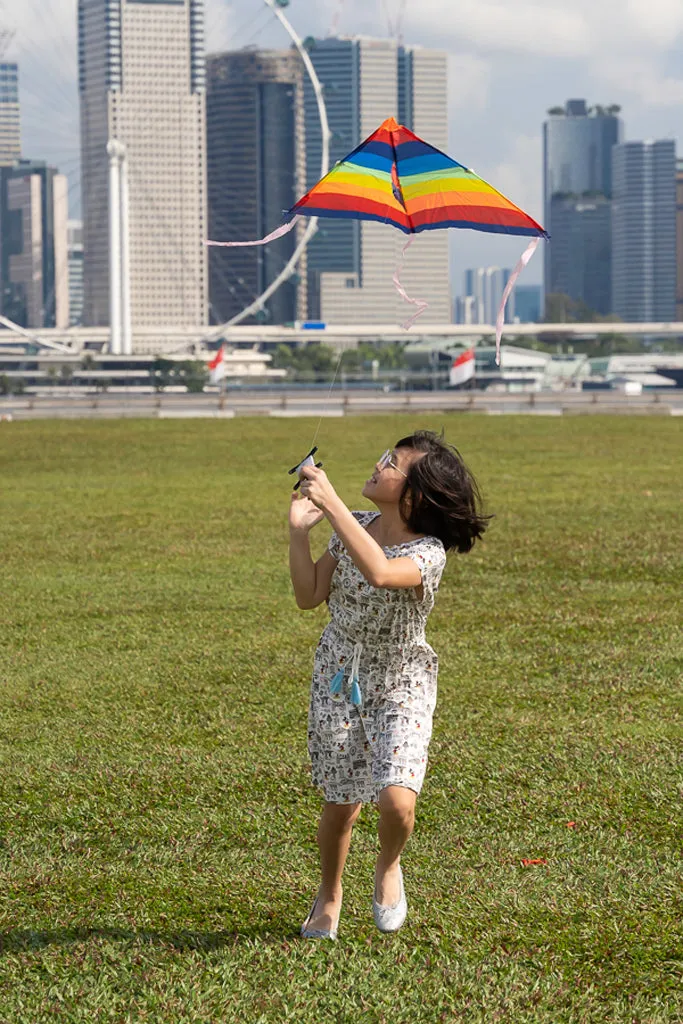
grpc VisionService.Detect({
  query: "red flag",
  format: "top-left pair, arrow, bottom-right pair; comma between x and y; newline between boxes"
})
449,348 -> 475,387
208,346 -> 226,384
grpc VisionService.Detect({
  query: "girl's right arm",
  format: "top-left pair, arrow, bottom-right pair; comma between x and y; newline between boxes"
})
289,491 -> 338,610
289,534 -> 338,609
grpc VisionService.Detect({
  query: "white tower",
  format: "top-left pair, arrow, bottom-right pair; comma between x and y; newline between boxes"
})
78,0 -> 208,346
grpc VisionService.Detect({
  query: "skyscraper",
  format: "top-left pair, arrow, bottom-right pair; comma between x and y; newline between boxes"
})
543,99 -> 622,315
68,219 -> 84,327
458,266 -> 514,324
303,37 -> 450,323
548,195 -> 612,315
454,294 -> 477,325
206,49 -> 307,325
483,267 -> 513,325
0,160 -> 69,328
0,62 -> 20,167
78,0 -> 207,331
676,159 -> 683,322
463,267 -> 484,323
612,140 -> 676,322
513,285 -> 542,323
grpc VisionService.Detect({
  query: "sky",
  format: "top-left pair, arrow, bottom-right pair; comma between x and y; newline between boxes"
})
6,0 -> 683,292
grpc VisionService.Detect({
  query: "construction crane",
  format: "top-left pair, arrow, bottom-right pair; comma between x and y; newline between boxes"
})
329,0 -> 345,36
0,29 -> 14,57
382,0 -> 407,43
0,0 -> 16,59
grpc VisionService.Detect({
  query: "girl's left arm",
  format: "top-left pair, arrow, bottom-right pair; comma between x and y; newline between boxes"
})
299,466 -> 421,589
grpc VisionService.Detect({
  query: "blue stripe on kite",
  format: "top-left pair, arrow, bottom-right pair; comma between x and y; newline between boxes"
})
286,206 -> 549,239
346,150 -> 394,173
394,140 -> 467,166
361,140 -> 395,159
397,153 -> 464,176
393,140 -> 439,160
410,219 -> 547,237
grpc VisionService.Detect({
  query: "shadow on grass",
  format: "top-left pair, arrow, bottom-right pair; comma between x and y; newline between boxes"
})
0,922 -> 306,954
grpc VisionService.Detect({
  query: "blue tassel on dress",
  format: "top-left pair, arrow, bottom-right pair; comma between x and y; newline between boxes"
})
350,678 -> 362,707
329,669 -> 345,695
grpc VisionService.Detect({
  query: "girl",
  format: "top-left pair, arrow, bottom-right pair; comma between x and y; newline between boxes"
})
288,429 -> 490,939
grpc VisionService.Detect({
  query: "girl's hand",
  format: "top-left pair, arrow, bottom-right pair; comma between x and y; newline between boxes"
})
298,465 -> 339,513
289,492 -> 325,533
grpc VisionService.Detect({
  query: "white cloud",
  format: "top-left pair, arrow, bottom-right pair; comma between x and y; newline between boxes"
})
404,1 -> 590,58
598,56 -> 683,108
448,54 -> 492,113
401,0 -> 683,60
479,133 -> 544,225
6,0 -> 76,54
622,0 -> 683,47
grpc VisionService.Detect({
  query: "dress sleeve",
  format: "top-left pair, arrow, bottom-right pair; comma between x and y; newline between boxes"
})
404,537 -> 447,605
327,510 -> 376,561
327,530 -> 343,560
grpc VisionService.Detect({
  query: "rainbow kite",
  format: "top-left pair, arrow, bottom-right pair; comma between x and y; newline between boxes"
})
208,117 -> 548,363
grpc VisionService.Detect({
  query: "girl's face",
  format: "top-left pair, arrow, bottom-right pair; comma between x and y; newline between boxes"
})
362,446 -> 421,503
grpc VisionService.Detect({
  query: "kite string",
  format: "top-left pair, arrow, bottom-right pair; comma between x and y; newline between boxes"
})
203,212 -> 342,455
309,342 -> 346,450
313,232 -> 423,456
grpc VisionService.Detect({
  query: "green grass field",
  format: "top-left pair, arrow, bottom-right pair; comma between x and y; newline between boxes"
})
0,416 -> 681,1023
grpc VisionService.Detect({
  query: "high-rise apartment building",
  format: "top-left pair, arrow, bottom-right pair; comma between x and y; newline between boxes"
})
303,37 -> 450,324
206,49 -> 307,325
548,194 -> 612,315
513,284 -> 542,323
543,99 -> 622,315
0,62 -> 20,167
78,0 -> 207,330
68,219 -> 84,326
462,268 -> 484,323
676,159 -> 683,322
612,140 -> 676,322
457,266 -> 514,324
454,294 -> 477,325
0,160 -> 69,328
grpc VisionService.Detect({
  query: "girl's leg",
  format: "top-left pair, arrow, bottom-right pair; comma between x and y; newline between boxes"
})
375,785 -> 416,904
306,800 -> 362,930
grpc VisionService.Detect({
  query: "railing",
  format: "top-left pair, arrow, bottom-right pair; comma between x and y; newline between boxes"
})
2,388 -> 681,421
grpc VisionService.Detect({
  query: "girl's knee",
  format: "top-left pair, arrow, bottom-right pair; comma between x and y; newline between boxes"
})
377,787 -> 416,828
323,800 -> 362,830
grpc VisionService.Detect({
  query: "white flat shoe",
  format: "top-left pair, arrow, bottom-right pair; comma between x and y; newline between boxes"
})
300,887 -> 341,940
373,864 -> 407,933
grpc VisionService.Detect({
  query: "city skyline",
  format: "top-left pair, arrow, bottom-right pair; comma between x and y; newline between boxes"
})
0,32 -> 679,330
6,0 -> 682,291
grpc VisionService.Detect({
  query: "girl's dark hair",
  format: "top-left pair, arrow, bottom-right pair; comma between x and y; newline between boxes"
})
394,429 -> 492,553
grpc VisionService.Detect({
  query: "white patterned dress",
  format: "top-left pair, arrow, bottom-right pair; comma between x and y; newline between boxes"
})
307,510 -> 447,805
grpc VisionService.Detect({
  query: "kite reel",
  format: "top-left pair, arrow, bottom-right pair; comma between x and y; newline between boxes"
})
289,446 -> 323,491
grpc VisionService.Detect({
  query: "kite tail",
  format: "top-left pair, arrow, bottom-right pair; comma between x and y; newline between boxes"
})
393,234 -> 429,330
206,215 -> 301,248
494,237 -> 541,366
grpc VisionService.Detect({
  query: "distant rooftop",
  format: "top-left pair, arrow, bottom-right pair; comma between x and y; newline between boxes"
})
547,99 -> 621,118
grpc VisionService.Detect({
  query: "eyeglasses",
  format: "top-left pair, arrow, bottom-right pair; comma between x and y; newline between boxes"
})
377,449 -> 408,478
